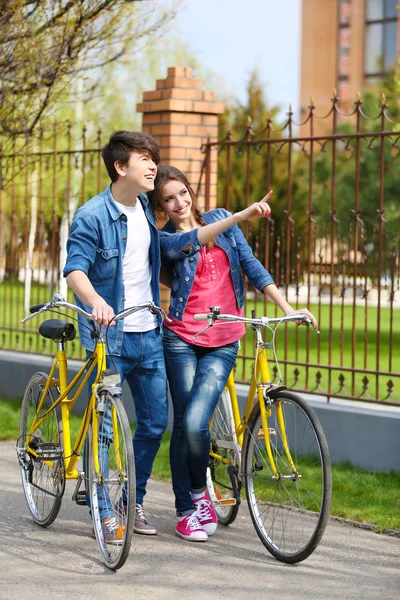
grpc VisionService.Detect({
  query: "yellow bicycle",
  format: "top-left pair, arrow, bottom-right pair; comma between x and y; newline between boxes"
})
195,307 -> 332,564
16,294 -> 165,570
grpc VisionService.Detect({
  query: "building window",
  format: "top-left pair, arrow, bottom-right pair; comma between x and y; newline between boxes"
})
364,0 -> 398,78
337,1 -> 352,101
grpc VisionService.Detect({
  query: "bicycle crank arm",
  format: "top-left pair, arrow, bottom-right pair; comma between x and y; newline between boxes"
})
213,439 -> 242,473
227,465 -> 241,505
271,474 -> 302,481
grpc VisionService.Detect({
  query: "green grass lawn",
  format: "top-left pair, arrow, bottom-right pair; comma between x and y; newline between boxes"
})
1,280 -> 399,401
238,299 -> 400,403
2,399 -> 399,531
0,281 -> 85,359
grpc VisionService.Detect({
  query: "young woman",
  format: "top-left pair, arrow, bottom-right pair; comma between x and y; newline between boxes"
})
150,165 -> 317,542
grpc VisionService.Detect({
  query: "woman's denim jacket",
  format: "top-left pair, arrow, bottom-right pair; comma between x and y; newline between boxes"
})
63,185 -> 162,355
160,208 -> 274,321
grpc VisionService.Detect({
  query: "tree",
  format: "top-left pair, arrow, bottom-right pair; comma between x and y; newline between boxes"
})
0,0 -> 179,138
217,70 -> 310,279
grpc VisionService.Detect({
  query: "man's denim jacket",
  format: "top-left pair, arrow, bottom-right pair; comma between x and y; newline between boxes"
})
63,186 -> 162,355
160,208 -> 274,321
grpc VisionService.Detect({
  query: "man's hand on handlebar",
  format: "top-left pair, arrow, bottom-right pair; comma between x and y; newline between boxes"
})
91,299 -> 115,327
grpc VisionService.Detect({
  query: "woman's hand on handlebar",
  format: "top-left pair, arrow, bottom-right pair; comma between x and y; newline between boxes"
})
286,308 -> 318,331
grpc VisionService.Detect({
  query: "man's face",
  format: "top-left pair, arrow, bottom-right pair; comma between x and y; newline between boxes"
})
116,151 -> 157,192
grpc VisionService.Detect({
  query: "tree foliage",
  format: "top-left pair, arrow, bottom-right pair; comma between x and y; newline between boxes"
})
216,68 -> 400,283
0,0 -> 178,137
217,70 -> 309,243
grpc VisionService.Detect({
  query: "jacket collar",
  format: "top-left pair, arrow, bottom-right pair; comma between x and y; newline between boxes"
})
104,185 -> 149,221
161,219 -> 176,233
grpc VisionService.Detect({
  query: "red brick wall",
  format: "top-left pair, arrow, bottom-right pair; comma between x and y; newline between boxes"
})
137,67 -> 224,212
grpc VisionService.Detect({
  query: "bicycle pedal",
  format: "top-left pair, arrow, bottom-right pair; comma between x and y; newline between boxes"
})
30,441 -> 62,460
72,474 -> 87,505
257,428 -> 276,439
213,498 -> 237,507
74,490 -> 87,506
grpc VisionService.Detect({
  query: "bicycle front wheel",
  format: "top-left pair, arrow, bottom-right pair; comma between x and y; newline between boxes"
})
206,389 -> 240,525
86,392 -> 135,571
243,391 -> 332,563
18,372 -> 65,527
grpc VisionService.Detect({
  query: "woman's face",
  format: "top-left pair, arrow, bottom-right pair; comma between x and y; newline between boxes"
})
158,179 -> 193,225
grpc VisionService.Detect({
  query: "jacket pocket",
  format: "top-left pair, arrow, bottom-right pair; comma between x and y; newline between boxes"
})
91,247 -> 119,281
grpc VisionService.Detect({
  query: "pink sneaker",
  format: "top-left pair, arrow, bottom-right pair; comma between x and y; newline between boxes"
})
192,492 -> 218,535
175,512 -> 208,542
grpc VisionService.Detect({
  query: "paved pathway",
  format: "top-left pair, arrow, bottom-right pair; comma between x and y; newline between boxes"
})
0,441 -> 398,599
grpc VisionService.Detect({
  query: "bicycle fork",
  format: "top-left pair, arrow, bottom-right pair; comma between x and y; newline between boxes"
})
255,353 -> 299,480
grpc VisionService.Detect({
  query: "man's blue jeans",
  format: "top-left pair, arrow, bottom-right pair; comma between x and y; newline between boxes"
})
163,329 -> 238,513
87,327 -> 168,519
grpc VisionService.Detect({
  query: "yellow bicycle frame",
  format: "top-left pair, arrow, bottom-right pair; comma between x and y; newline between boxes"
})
25,339 -> 107,480
217,340 -> 298,478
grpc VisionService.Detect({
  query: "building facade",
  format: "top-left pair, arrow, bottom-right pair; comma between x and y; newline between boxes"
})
300,0 -> 400,122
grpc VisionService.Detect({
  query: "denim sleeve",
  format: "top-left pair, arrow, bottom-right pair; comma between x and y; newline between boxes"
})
232,223 -> 274,290
159,228 -> 204,261
63,213 -> 99,278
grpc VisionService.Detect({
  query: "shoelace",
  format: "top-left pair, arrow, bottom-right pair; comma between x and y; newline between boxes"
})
135,503 -> 148,523
185,512 -> 203,531
194,498 -> 213,521
104,517 -> 119,532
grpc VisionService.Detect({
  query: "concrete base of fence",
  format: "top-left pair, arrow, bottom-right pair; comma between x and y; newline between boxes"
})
1,350 -> 399,473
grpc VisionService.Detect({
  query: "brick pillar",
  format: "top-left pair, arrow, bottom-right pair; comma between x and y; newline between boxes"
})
137,67 -> 224,313
137,66 -> 224,211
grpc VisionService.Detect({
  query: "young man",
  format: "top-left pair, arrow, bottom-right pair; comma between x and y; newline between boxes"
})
63,130 -> 168,539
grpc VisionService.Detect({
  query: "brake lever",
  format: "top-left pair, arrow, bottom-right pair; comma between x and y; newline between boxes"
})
302,318 -> 320,335
150,304 -> 172,324
21,302 -> 51,323
192,315 -> 214,341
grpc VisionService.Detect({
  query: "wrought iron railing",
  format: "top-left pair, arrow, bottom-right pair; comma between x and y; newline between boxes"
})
199,93 -> 399,405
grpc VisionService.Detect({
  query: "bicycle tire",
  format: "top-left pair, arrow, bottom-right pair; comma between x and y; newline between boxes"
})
18,372 -> 65,527
243,391 -> 332,563
86,391 -> 135,571
206,388 -> 240,525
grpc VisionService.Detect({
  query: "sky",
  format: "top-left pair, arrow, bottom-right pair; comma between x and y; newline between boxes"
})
173,0 -> 302,115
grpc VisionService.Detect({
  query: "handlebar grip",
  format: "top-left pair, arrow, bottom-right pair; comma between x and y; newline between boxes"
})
193,314 -> 208,321
30,304 -> 46,313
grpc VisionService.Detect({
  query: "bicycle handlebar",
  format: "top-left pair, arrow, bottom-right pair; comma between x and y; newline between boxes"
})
193,309 -> 312,327
192,307 -> 320,341
21,295 -> 169,325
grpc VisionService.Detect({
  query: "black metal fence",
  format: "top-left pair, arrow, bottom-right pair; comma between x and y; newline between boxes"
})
0,95 -> 399,405
0,122 -> 107,359
200,94 -> 399,405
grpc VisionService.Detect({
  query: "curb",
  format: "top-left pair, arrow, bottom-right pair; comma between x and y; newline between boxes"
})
330,514 -> 400,537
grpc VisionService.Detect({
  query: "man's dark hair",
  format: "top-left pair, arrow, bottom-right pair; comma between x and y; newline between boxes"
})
102,130 -> 160,182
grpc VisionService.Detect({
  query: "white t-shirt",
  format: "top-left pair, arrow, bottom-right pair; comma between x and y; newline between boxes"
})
114,198 -> 157,332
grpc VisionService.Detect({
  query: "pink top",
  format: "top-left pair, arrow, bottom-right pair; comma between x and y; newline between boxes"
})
165,245 -> 245,347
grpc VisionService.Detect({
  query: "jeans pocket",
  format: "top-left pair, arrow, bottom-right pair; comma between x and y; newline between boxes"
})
162,328 -> 179,341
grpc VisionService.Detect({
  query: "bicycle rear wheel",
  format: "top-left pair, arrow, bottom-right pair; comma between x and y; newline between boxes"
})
206,388 -> 240,525
243,391 -> 331,563
86,392 -> 135,571
18,372 -> 65,527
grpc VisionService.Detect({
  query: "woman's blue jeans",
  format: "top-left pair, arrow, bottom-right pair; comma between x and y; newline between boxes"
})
87,327 -> 168,519
163,329 -> 238,513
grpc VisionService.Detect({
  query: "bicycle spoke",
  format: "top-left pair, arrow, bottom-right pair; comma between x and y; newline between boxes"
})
243,393 -> 331,563
207,389 -> 240,525
17,373 -> 65,527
